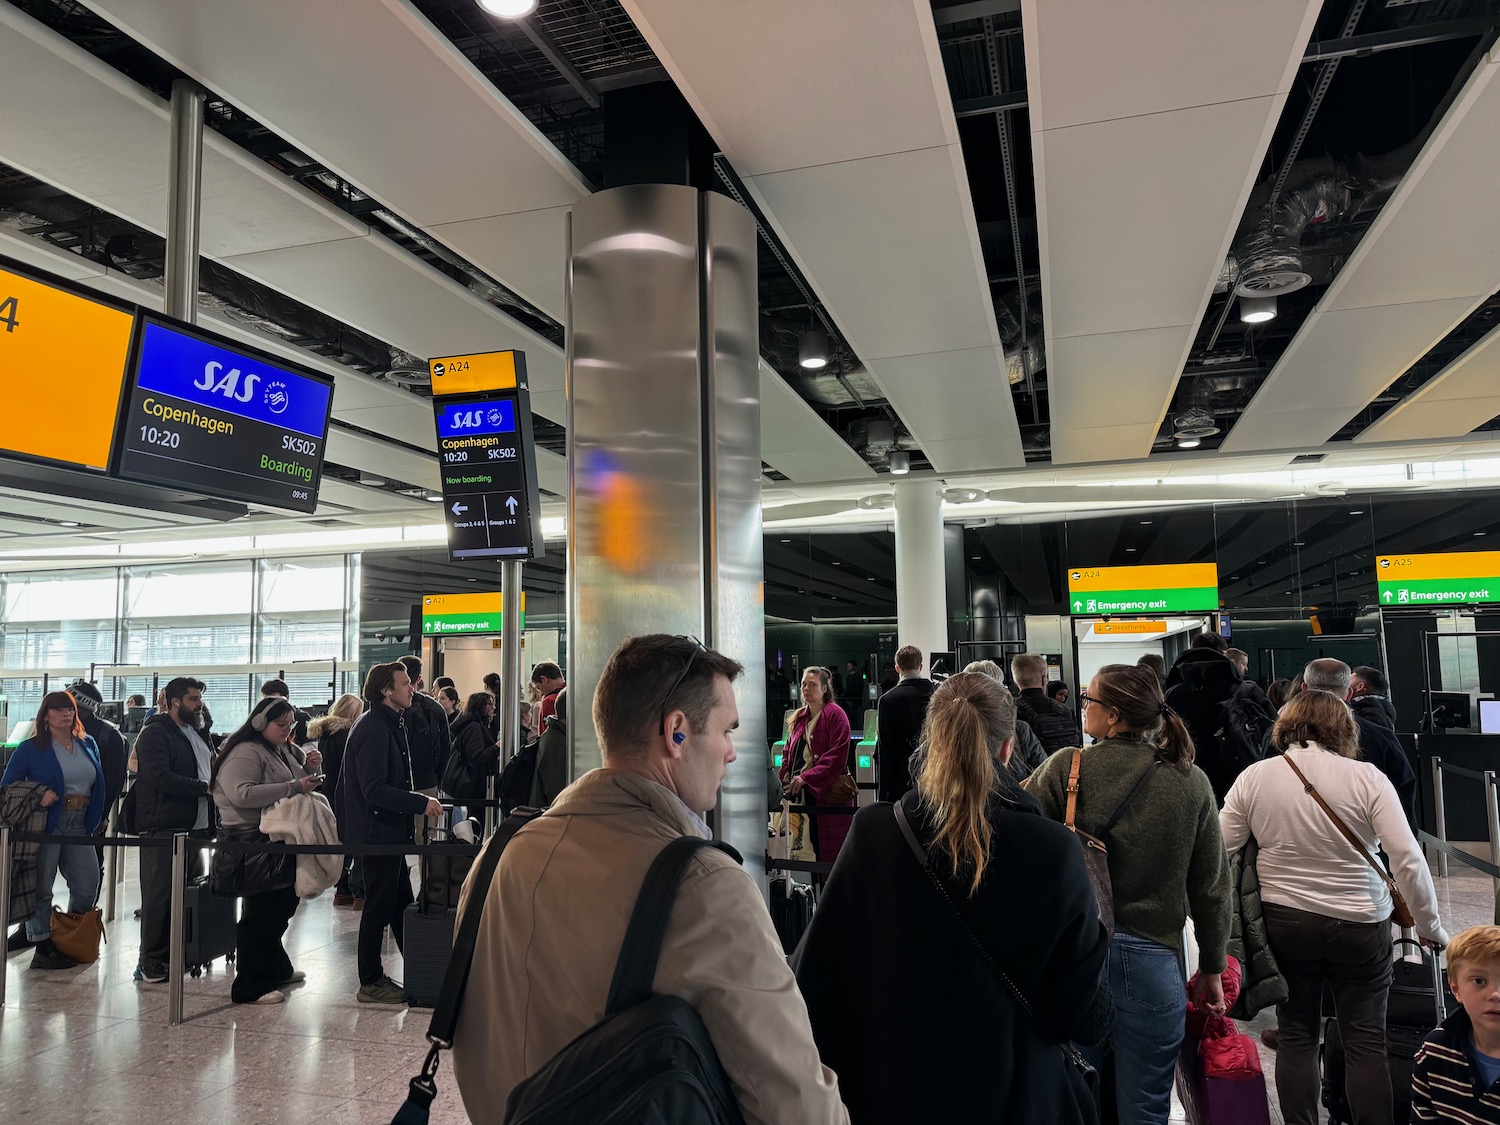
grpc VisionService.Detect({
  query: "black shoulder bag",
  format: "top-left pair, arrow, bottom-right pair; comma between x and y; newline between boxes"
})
892,801 -> 1101,1105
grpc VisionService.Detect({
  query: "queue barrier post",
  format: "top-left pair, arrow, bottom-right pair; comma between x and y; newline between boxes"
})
1431,757 -> 1449,879
104,800 -> 121,924
0,825 -> 10,1007
167,832 -> 187,1026
1486,772 -> 1500,899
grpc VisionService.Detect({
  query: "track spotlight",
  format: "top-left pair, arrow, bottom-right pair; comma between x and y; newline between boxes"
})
889,451 -> 910,475
798,327 -> 829,370
1239,296 -> 1277,324
478,0 -> 538,16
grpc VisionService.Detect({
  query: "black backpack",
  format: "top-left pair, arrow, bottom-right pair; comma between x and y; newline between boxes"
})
496,739 -> 539,815
1213,693 -> 1278,781
392,812 -> 747,1125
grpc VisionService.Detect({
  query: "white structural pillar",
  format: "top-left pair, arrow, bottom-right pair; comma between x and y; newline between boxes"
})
894,480 -> 948,664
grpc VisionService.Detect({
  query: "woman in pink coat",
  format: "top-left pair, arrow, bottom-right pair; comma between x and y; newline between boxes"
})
782,666 -> 855,865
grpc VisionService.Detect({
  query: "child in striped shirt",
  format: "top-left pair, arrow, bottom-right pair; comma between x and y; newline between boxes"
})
1413,925 -> 1500,1122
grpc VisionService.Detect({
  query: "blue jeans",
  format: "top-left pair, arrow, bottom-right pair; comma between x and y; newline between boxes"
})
29,808 -> 101,941
1102,928 -> 1187,1125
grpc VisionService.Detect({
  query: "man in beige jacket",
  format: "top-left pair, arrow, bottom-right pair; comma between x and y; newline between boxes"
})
452,634 -> 849,1124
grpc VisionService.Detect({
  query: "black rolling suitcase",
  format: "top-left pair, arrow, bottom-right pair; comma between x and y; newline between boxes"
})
769,873 -> 814,955
403,826 -> 469,1007
1321,937 -> 1451,1124
183,876 -> 237,977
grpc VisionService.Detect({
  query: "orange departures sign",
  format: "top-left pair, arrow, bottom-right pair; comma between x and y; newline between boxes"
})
0,264 -> 135,471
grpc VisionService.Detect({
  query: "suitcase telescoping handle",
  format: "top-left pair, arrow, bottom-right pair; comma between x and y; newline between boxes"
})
1394,936 -> 1446,1029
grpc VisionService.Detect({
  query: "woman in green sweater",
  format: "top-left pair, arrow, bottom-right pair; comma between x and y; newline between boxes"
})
1024,662 -> 1232,1125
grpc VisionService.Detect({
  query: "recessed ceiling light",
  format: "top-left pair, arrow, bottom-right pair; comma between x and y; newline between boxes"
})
59,520 -> 80,527
360,476 -> 387,487
780,538 -> 791,543
477,0 -> 538,16
424,493 -> 443,502
1349,510 -> 1363,516
1475,531 -> 1487,537
832,561 -> 841,566
1177,437 -> 1202,449
971,555 -> 981,560
867,576 -> 875,581
1230,575 -> 1240,580
1140,520 -> 1153,526
1126,548 -> 1137,553
1293,541 -> 1305,546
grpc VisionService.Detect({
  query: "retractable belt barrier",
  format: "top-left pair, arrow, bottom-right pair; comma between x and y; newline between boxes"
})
765,857 -> 835,875
1426,756 -> 1500,886
0,825 -> 482,1022
1418,830 -> 1500,880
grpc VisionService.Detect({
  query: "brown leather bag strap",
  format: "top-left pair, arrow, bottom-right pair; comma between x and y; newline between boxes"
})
1064,748 -> 1083,831
1282,755 -> 1399,892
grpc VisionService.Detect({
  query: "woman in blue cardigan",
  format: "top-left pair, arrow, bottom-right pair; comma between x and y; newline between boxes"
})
1,690 -> 106,969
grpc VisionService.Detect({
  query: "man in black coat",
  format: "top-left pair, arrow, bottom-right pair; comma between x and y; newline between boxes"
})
875,645 -> 936,803
1350,665 -> 1398,731
398,655 -> 452,830
1164,634 -> 1248,802
1011,652 -> 1081,754
1304,659 -> 1416,828
131,676 -> 213,983
339,661 -> 442,1004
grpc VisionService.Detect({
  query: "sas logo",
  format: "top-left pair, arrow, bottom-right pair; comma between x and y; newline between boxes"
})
194,360 -> 260,403
448,409 -> 486,429
264,380 -> 290,415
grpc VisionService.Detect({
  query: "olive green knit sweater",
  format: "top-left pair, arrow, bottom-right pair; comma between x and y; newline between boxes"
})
1023,738 -> 1232,973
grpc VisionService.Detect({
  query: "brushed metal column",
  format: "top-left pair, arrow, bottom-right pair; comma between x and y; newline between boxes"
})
165,80 -> 205,323
567,185 -> 766,884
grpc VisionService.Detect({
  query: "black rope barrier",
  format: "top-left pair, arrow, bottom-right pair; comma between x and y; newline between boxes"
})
1419,830 -> 1500,880
6,831 -> 480,856
1435,761 -> 1490,783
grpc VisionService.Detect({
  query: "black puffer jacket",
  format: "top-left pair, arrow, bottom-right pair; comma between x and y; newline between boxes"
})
132,714 -> 210,832
1226,836 -> 1287,1020
1350,694 -> 1398,732
442,715 -> 500,800
1164,650 -> 1242,800
78,709 -> 129,817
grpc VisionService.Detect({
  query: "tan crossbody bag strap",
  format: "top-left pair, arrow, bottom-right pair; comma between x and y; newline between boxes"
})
1064,748 -> 1083,832
1282,755 -> 1407,908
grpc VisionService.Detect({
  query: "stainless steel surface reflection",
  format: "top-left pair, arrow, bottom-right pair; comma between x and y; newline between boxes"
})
566,185 -> 767,882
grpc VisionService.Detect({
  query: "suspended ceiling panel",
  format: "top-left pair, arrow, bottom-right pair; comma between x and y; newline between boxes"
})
1023,0 -> 1320,465
220,236 -> 567,423
1356,323 -> 1500,445
0,4 -> 366,260
80,0 -> 590,318
623,0 -> 1024,474
758,363 -> 874,483
1224,43 -> 1500,452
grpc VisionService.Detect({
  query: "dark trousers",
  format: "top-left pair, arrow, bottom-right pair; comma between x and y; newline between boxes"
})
358,854 -> 413,986
231,883 -> 300,1002
336,856 -> 365,897
137,829 -> 209,971
1265,901 -> 1393,1125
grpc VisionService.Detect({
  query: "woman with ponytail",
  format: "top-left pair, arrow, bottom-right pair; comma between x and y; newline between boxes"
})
793,673 -> 1110,1124
1023,663 -> 1232,1125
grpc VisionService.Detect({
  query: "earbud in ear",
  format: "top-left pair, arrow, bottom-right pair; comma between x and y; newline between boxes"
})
672,732 -> 686,745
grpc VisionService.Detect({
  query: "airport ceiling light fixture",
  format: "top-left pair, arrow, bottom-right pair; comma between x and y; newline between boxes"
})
1177,437 -> 1202,449
1239,296 -> 1277,325
798,327 -> 830,370
478,0 -> 539,17
888,450 -> 910,475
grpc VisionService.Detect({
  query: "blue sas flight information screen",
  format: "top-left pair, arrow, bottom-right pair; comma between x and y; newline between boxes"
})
114,317 -> 335,513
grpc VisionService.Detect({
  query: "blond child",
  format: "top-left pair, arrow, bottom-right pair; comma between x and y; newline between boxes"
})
1412,925 -> 1500,1121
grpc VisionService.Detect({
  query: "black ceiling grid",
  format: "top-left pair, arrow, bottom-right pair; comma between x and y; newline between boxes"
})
1168,0 -> 1499,454
934,4 -> 1047,460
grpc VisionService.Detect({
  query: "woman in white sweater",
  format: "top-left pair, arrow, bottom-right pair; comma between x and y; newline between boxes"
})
1220,689 -> 1447,1125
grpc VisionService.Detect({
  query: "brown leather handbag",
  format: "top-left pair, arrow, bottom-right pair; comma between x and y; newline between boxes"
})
1064,748 -> 1159,939
50,906 -> 106,963
1282,755 -> 1416,929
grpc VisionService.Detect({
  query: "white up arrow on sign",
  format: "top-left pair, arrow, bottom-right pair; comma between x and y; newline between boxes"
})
505,496 -> 518,514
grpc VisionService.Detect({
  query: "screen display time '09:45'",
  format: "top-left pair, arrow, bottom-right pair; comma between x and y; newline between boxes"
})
115,320 -> 334,513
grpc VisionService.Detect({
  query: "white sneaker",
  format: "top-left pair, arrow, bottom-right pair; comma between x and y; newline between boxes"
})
252,990 -> 286,1005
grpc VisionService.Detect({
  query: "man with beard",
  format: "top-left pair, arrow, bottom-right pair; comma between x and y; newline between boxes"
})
131,676 -> 212,983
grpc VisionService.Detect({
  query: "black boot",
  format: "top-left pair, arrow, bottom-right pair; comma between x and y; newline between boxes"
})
30,939 -> 77,971
6,925 -> 30,954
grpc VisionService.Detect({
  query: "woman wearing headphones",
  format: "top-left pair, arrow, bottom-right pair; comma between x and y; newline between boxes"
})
212,697 -> 322,1004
